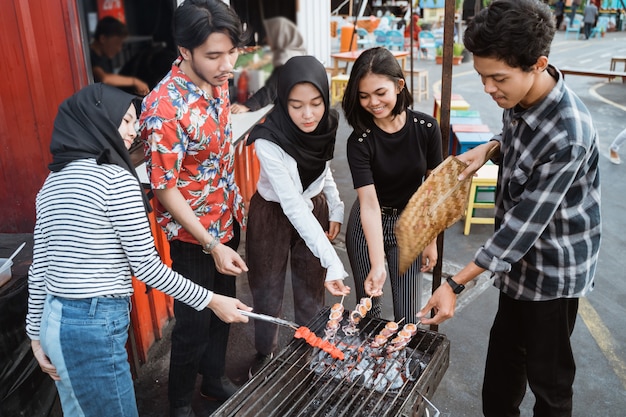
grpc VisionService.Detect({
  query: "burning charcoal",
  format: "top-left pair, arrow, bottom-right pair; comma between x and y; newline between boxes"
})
404,357 -> 422,381
371,373 -> 389,391
384,362 -> 402,385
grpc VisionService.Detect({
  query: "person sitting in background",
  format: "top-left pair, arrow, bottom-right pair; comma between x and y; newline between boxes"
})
231,17 -> 306,114
90,16 -> 150,96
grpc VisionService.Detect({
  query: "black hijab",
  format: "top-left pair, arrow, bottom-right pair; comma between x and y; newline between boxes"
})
49,83 -> 151,212
247,55 -> 339,190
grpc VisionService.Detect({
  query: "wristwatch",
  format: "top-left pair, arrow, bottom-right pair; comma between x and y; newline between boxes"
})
446,276 -> 465,294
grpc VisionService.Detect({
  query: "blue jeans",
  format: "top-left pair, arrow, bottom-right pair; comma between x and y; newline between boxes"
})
40,295 -> 138,417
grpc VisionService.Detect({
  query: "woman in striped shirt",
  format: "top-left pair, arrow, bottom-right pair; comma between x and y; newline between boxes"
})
26,83 -> 251,417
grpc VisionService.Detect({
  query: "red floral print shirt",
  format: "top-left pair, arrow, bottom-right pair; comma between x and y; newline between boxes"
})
140,59 -> 245,244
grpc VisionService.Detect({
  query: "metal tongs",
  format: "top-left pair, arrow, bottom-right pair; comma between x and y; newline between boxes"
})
238,309 -> 299,330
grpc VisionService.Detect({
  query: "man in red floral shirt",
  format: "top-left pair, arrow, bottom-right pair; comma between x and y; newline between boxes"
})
139,1 -> 248,416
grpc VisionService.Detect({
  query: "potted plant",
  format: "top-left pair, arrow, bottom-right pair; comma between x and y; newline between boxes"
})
435,43 -> 465,65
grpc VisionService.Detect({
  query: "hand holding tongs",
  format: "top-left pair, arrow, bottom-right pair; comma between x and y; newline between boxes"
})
238,309 -> 299,330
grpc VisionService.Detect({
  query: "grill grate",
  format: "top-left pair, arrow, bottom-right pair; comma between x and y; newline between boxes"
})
215,307 -> 449,417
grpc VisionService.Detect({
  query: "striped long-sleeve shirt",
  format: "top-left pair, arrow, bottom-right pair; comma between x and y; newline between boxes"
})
26,159 -> 213,340
475,66 -> 601,301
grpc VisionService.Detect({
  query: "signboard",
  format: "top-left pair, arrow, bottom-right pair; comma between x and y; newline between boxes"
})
97,0 -> 126,23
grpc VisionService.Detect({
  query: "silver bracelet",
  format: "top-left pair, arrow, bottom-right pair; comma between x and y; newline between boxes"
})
202,238 -> 219,255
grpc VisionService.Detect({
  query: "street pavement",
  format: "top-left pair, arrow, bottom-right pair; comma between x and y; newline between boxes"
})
8,29 -> 623,417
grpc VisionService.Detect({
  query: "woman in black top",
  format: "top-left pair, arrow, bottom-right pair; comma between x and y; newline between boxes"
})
342,47 -> 442,323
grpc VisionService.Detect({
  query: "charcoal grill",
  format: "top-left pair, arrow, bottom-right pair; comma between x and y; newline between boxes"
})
214,307 -> 449,417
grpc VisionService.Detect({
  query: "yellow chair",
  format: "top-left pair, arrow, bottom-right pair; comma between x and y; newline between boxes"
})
464,163 -> 498,235
330,73 -> 350,106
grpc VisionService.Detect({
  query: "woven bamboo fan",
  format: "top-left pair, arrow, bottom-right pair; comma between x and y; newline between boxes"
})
396,156 -> 473,274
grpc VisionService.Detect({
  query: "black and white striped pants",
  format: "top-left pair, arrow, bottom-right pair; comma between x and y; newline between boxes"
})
345,200 -> 422,324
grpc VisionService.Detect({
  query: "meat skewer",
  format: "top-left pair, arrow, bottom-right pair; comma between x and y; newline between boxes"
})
238,309 -> 345,360
342,297 -> 373,336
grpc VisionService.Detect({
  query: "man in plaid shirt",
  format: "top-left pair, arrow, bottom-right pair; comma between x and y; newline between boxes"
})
418,1 -> 601,416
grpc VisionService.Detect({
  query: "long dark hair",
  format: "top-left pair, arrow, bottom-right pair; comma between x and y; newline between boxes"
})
342,47 -> 413,134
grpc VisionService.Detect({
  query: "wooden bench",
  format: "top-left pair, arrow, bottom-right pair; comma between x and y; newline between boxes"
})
560,67 -> 626,83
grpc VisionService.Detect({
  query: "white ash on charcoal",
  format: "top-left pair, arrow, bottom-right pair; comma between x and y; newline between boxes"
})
309,333 -> 428,393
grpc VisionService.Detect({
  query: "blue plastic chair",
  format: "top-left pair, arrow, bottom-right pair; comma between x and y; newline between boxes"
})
356,27 -> 373,49
589,17 -> 607,39
418,31 -> 437,60
373,29 -> 387,47
385,30 -> 404,50
565,18 -> 582,40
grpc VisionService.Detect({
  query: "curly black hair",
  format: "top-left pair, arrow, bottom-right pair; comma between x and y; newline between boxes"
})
463,0 -> 555,72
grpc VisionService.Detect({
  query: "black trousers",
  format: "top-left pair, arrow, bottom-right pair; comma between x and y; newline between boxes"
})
482,292 -> 578,417
246,192 -> 327,356
167,225 -> 239,408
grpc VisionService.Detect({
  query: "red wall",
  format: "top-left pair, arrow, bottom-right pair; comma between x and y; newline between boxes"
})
0,0 -> 89,233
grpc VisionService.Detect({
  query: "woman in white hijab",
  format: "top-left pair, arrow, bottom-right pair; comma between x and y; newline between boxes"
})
231,17 -> 306,113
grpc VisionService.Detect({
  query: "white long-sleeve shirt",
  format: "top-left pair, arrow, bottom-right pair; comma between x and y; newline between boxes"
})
254,139 -> 348,281
26,159 -> 213,340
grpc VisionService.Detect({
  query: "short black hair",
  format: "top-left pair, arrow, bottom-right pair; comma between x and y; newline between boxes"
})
342,47 -> 413,134
94,16 -> 128,40
463,0 -> 555,71
173,0 -> 248,52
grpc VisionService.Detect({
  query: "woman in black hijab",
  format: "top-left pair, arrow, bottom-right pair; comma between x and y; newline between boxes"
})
245,56 -> 351,377
27,83 -> 250,417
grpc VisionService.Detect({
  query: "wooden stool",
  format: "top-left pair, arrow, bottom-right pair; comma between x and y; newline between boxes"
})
330,73 -> 350,106
464,163 -> 498,235
450,109 -> 481,118
610,56 -> 626,72
403,68 -> 429,102
433,93 -> 470,121
450,124 -> 492,155
454,131 -> 494,154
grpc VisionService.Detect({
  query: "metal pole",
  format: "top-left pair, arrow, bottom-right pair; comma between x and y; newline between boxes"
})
431,0 -> 456,332
408,0 -> 414,107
